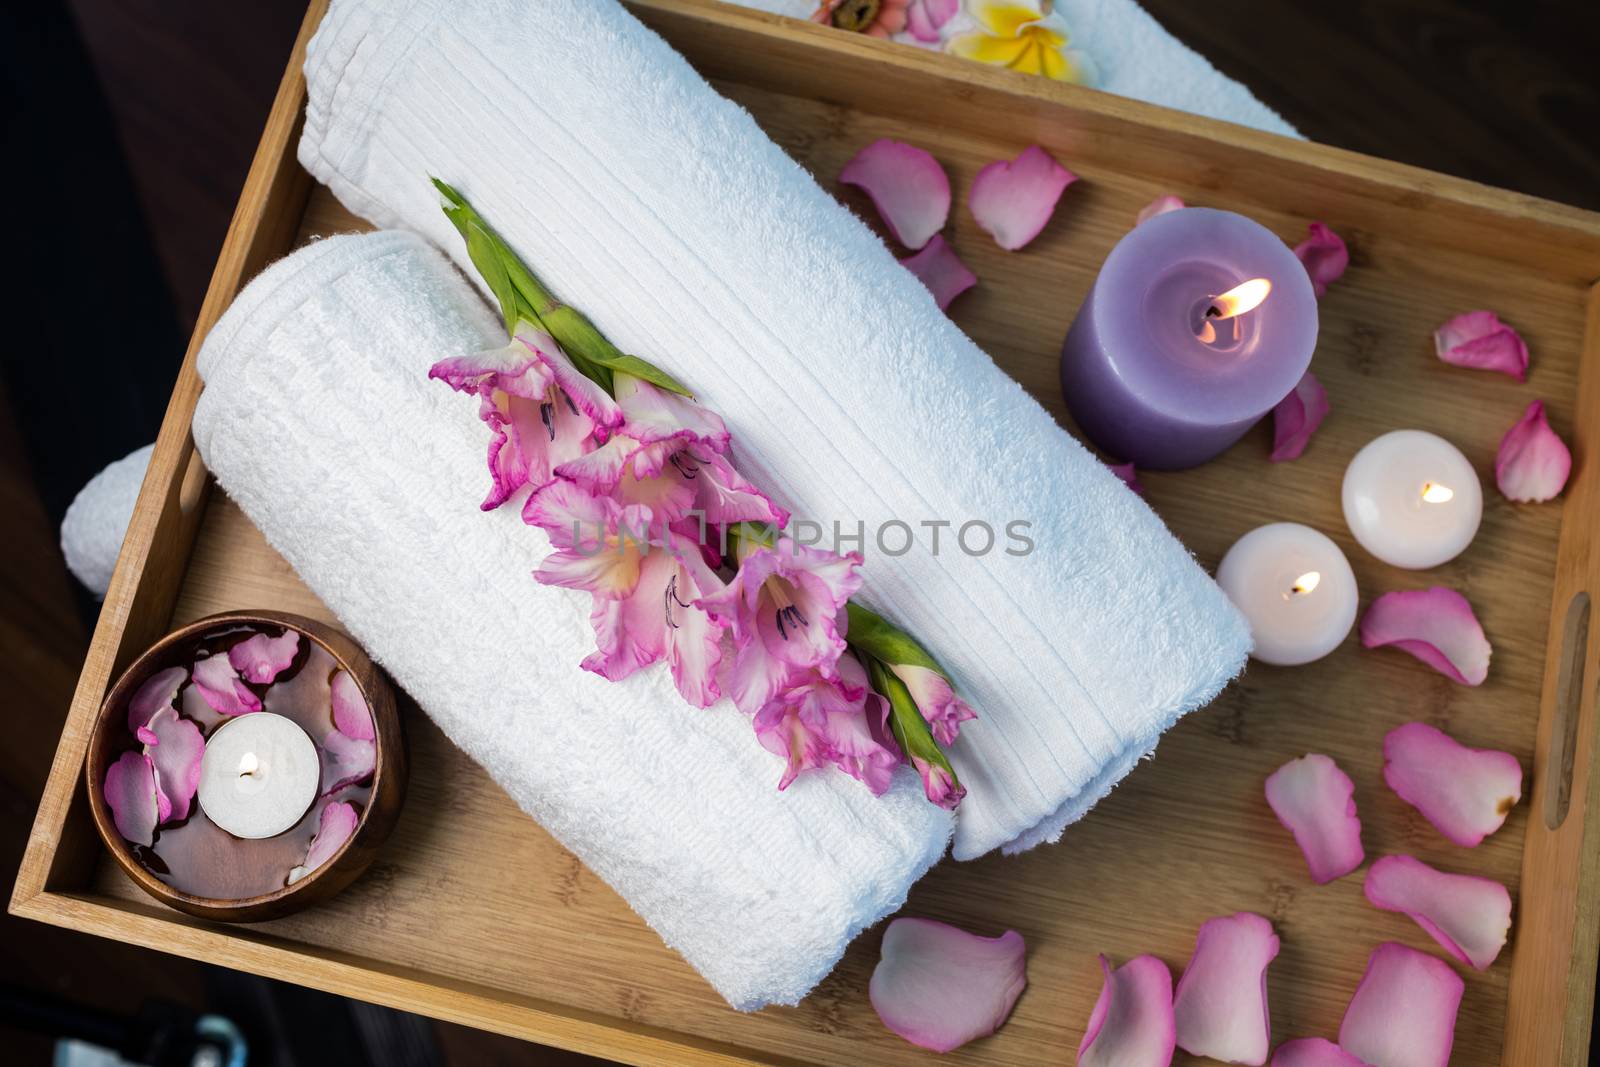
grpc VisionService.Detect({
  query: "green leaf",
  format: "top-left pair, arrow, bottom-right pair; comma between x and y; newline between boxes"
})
541,305 -> 692,397
465,221 -> 521,330
866,655 -> 960,790
846,602 -> 944,673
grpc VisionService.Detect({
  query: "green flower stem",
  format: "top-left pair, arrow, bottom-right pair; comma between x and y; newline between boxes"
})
433,177 -> 690,397
865,653 -> 961,792
845,602 -> 945,674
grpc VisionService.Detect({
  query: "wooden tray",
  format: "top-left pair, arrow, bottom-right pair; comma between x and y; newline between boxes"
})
15,2 -> 1600,1064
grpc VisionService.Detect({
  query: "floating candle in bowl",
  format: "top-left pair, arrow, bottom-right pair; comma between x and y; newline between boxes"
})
1059,208 -> 1318,470
86,611 -> 405,922
1342,430 -> 1482,569
1216,523 -> 1359,666
197,713 -> 320,839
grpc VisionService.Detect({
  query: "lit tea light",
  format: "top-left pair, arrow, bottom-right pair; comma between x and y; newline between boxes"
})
1059,208 -> 1317,470
197,713 -> 319,839
1216,523 -> 1359,666
1342,429 -> 1482,569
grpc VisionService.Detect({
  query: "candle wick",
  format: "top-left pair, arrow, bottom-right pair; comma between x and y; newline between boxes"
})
1205,305 -> 1222,318
238,751 -> 261,779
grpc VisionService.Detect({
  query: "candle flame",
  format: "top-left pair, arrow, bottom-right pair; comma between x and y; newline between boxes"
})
1291,571 -> 1321,596
238,751 -> 260,779
1207,278 -> 1272,320
1421,481 -> 1454,503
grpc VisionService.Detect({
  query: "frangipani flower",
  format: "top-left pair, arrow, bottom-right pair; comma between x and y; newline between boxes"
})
699,536 -> 864,715
906,0 -> 960,42
753,654 -> 900,793
947,0 -> 1092,83
555,374 -> 785,527
430,326 -> 623,510
812,0 -> 910,37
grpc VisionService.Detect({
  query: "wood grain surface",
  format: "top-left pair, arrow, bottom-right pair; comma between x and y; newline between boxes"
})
14,2 -> 1600,1065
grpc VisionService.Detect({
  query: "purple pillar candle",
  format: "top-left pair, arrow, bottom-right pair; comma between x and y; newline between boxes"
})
1059,207 -> 1318,469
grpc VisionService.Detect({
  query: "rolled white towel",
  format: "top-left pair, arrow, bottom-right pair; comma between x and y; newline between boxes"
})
61,443 -> 155,599
192,231 -> 952,1011
298,0 -> 1251,860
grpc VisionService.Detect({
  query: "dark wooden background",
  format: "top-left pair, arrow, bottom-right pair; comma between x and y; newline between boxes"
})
2,0 -> 1595,1063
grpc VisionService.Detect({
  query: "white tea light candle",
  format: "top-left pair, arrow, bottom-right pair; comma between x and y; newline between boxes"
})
1216,523 -> 1359,666
197,713 -> 319,839
1342,430 -> 1482,569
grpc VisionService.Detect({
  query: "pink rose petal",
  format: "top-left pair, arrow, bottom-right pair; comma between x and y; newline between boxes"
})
192,653 -> 262,715
330,670 -> 376,742
1077,953 -> 1175,1067
1338,942 -> 1462,1067
320,728 -> 377,795
1106,461 -> 1143,495
227,629 -> 301,684
1271,1038 -> 1370,1066
1136,195 -> 1185,227
1269,371 -> 1329,462
1382,722 -> 1522,847
288,800 -> 360,885
906,0 -> 959,43
1264,754 -> 1364,884
839,139 -> 950,251
1359,587 -> 1491,686
128,665 -> 188,743
969,145 -> 1078,251
901,234 -> 976,311
1495,400 -> 1571,502
1433,311 -> 1529,380
1172,912 -> 1280,1065
1292,223 -> 1349,298
869,918 -> 1026,1053
143,707 -> 205,824
1363,855 -> 1512,971
104,751 -> 159,847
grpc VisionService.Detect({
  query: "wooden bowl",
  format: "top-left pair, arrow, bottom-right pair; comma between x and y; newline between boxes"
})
85,610 -> 405,922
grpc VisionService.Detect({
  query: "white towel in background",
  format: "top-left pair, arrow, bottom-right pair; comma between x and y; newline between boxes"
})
298,0 -> 1251,861
736,0 -> 1299,138
61,442 -> 154,599
192,231 -> 953,1011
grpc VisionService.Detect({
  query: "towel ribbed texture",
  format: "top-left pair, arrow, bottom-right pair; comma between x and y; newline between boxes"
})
192,231 -> 952,1011
297,0 -> 1250,861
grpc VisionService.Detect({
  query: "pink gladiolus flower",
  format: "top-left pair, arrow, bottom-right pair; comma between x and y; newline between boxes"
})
555,374 -> 786,528
753,654 -> 900,793
527,480 -> 656,599
430,328 -> 623,510
911,752 -> 965,809
1293,222 -> 1349,298
698,536 -> 864,716
888,662 -> 976,746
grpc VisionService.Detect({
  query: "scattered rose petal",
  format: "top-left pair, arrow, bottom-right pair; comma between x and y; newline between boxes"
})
320,729 -> 377,795
128,665 -> 188,743
1338,943 -> 1462,1067
1382,722 -> 1522,847
1077,953 -> 1175,1067
839,139 -> 950,251
901,234 -> 977,311
288,800 -> 360,885
1359,587 -> 1491,686
1433,311 -> 1529,380
1292,223 -> 1348,298
1271,1038 -> 1370,1066
969,144 -> 1077,251
143,707 -> 205,824
906,0 -> 959,43
869,918 -> 1026,1052
1364,855 -> 1512,971
1269,371 -> 1329,462
192,653 -> 262,715
1107,461 -> 1143,495
1136,195 -> 1185,227
1172,912 -> 1280,1065
1495,400 -> 1571,502
330,670 -> 376,742
104,751 -> 159,847
227,629 -> 301,684
1264,754 -> 1364,884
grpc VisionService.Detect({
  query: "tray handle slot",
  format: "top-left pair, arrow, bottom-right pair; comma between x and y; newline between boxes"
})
1544,590 -> 1592,829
